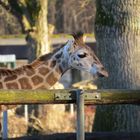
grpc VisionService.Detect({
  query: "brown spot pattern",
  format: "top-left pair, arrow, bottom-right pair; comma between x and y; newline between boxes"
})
31,75 -> 43,86
4,75 -> 17,82
6,82 -> 19,89
19,77 -> 32,89
55,52 -> 62,59
56,66 -> 63,74
26,69 -> 35,76
50,60 -> 56,68
46,72 -> 58,86
38,67 -> 50,75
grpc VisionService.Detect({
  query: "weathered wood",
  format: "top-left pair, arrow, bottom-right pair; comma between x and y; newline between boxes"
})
0,89 -> 139,105
0,89 -> 75,104
86,89 -> 140,104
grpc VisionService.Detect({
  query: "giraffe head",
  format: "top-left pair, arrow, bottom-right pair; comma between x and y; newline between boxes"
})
63,32 -> 108,77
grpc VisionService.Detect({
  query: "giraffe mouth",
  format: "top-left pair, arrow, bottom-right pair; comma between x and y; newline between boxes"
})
70,63 -> 108,78
97,71 -> 108,78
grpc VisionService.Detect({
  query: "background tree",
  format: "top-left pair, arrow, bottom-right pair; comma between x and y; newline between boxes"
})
93,0 -> 140,131
0,0 -> 49,61
0,0 -> 50,135
0,0 -> 96,35
61,0 -> 96,33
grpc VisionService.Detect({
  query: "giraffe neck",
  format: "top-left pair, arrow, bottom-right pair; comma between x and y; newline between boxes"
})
0,46 -> 71,112
36,50 -> 69,89
1,44 -> 70,90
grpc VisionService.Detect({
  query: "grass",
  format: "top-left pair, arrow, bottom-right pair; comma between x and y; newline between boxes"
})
0,33 -> 94,39
0,34 -> 26,39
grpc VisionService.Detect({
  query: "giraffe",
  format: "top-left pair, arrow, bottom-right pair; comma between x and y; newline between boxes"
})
0,32 -> 108,91
0,32 -> 108,132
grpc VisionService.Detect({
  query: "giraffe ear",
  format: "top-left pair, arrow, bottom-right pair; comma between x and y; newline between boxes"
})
72,31 -> 85,44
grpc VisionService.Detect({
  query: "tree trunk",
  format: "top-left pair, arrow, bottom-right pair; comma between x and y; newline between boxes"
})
25,0 -> 49,62
35,0 -> 49,56
24,0 -> 49,134
93,0 -> 140,131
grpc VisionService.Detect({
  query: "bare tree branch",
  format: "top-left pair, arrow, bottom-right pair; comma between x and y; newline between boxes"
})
17,0 -> 32,31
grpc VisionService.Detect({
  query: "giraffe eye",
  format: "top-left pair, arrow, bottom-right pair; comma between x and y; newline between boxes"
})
78,53 -> 87,58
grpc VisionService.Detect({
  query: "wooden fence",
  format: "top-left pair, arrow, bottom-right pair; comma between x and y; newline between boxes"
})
0,89 -> 140,140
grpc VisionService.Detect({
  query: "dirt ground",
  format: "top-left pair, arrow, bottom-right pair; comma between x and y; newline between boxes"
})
4,105 -> 95,138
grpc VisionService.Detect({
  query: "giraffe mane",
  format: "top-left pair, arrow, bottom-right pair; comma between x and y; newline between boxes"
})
0,65 -> 33,76
72,31 -> 84,40
38,47 -> 61,61
0,47 -> 63,77
0,68 -> 15,76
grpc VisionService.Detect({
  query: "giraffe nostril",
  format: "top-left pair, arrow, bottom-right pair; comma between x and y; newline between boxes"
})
101,67 -> 105,70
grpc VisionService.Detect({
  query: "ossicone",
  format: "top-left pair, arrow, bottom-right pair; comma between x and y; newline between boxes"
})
71,31 -> 85,44
72,31 -> 83,39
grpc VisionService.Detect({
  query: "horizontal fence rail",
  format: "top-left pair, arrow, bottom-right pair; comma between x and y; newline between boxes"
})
0,89 -> 140,140
0,89 -> 139,105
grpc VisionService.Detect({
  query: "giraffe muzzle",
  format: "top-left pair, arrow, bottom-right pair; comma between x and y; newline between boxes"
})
97,70 -> 108,78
